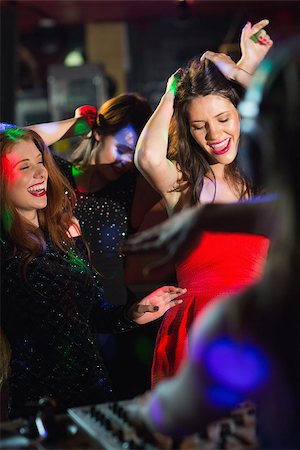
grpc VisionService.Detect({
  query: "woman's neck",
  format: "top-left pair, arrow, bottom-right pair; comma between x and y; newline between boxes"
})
18,210 -> 39,227
210,162 -> 225,179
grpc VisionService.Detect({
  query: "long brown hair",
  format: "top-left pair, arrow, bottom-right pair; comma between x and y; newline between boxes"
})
0,328 -> 11,387
168,58 -> 256,205
0,128 -> 78,270
72,93 -> 152,168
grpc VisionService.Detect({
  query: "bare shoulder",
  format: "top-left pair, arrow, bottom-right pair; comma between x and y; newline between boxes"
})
67,217 -> 82,237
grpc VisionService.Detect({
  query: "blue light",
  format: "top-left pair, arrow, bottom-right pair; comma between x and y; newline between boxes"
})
0,122 -> 16,132
114,125 -> 137,151
207,385 -> 243,408
238,101 -> 259,119
205,338 -> 269,391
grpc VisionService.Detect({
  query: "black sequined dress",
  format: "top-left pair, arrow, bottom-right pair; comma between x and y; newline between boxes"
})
0,233 -> 138,419
55,156 -> 136,305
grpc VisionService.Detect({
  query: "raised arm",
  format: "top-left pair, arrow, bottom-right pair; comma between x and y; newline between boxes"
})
237,19 -> 273,78
201,19 -> 273,88
134,74 -> 179,199
26,105 -> 97,146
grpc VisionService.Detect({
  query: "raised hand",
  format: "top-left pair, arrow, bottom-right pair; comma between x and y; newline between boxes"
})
74,105 -> 98,128
201,19 -> 273,88
165,68 -> 182,96
128,285 -> 186,325
237,19 -> 273,75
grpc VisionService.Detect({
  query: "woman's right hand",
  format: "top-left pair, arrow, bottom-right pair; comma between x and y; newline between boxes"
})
200,51 -> 237,80
165,69 -> 182,96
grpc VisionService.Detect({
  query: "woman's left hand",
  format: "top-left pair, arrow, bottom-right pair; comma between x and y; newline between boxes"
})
238,19 -> 273,75
128,286 -> 186,325
201,19 -> 273,89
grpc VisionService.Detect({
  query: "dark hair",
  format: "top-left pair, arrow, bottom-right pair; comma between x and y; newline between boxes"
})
168,58 -> 256,205
72,93 -> 152,167
0,128 -> 78,270
95,92 -> 152,136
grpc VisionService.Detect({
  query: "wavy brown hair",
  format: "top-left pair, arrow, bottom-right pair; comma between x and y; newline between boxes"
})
0,128 -> 78,270
168,58 -> 257,205
72,93 -> 152,168
0,328 -> 11,387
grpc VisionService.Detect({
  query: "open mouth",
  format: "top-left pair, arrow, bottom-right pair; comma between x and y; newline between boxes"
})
210,138 -> 231,155
27,182 -> 47,197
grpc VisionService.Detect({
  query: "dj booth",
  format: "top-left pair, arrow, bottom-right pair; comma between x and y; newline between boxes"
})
0,397 -> 257,449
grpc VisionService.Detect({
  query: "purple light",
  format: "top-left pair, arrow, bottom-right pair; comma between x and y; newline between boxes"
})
148,394 -> 165,428
205,338 -> 269,390
207,385 -> 243,408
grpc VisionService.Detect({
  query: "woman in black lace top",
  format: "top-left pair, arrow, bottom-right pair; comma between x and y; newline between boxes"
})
0,128 -> 186,419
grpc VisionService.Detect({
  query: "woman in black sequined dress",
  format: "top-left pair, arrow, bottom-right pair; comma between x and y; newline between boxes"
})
4,94 -> 170,402
0,128 -> 186,419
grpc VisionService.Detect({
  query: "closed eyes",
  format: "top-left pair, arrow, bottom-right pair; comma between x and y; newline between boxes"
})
19,161 -> 44,170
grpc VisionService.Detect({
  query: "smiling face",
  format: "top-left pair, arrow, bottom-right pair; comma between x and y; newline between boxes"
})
93,125 -> 137,181
3,139 -> 48,226
188,94 -> 240,166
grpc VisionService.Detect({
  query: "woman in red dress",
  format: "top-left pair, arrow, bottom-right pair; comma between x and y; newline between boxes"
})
134,20 -> 273,386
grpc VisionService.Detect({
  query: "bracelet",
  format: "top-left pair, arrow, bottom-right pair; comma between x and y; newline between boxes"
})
229,66 -> 250,82
238,67 -> 254,76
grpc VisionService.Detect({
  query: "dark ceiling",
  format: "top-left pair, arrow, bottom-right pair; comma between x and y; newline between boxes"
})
1,0 -> 299,34
1,0 -> 299,124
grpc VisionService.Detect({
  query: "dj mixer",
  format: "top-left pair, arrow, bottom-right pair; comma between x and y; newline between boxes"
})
0,397 -> 258,449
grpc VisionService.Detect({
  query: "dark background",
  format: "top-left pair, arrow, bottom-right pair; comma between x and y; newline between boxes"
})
1,0 -> 299,124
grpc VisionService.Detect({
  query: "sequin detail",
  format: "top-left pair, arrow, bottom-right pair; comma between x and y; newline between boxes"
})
55,156 -> 136,304
1,234 -> 138,419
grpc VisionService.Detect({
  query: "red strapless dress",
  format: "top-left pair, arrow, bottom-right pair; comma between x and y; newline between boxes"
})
151,231 -> 270,387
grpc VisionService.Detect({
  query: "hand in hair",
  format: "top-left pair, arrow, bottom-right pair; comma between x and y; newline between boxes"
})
165,68 -> 183,96
75,105 -> 98,128
200,51 -> 238,81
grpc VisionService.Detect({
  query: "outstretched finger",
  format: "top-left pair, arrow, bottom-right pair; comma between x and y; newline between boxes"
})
160,286 -> 187,293
168,299 -> 184,309
249,20 -> 271,44
159,292 -> 186,303
250,19 -> 269,36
